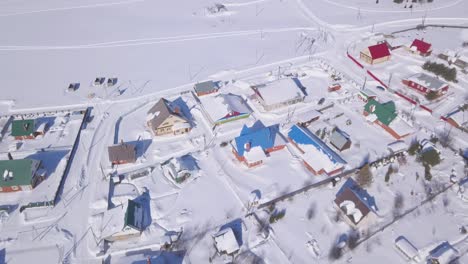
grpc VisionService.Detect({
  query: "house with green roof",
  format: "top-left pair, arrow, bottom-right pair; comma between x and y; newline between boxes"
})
102,199 -> 145,242
363,99 -> 413,139
11,119 -> 36,140
0,159 -> 44,192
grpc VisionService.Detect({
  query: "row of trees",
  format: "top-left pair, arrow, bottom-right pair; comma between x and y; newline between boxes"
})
422,61 -> 457,82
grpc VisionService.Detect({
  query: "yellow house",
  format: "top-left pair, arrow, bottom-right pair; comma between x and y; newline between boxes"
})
360,43 -> 391,65
147,98 -> 191,136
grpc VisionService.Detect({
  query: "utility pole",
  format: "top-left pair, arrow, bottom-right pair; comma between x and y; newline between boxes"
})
387,73 -> 393,90
361,76 -> 367,90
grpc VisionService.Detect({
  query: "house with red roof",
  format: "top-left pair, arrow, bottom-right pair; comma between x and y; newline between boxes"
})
408,39 -> 432,57
360,43 -> 391,65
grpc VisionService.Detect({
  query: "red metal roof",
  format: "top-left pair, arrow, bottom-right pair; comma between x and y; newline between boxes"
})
410,39 -> 432,53
367,43 -> 390,59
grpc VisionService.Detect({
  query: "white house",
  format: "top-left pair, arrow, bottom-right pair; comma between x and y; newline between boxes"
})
213,228 -> 240,255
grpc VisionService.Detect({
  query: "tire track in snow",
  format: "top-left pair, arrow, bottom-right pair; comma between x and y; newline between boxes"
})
0,27 -> 316,51
0,0 -> 145,17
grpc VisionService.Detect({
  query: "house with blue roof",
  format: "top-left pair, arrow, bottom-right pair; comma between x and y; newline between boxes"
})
232,121 -> 287,167
288,125 -> 346,176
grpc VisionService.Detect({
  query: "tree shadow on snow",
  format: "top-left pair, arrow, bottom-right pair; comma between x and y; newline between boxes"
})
133,190 -> 152,230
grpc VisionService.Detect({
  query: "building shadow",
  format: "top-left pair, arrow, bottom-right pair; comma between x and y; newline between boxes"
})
219,218 -> 243,248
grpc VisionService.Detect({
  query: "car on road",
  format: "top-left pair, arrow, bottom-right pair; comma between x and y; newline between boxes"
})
376,85 -> 387,91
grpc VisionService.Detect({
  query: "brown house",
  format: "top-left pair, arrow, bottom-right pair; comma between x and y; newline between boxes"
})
147,98 -> 191,136
108,143 -> 136,165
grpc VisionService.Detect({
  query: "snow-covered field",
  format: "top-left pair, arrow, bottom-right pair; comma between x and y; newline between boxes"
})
0,0 -> 467,263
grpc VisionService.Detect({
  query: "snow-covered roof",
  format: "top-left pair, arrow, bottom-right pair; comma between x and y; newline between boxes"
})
334,186 -> 372,226
428,242 -> 459,264
388,117 -> 413,137
288,125 -> 346,175
255,78 -> 304,106
405,73 -> 448,91
164,154 -> 198,173
293,110 -> 322,124
329,128 -> 351,150
200,93 -> 251,124
387,140 -> 408,153
213,228 -> 240,255
394,236 -> 420,260
446,106 -> 467,127
243,146 -> 267,163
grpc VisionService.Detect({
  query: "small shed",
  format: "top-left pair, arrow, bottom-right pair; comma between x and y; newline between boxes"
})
68,83 -> 80,92
194,80 -> 219,96
408,39 -> 432,57
328,83 -> 341,92
93,77 -> 105,86
387,141 -> 408,154
108,142 -> 137,165
329,127 -> 351,152
107,78 -> 118,87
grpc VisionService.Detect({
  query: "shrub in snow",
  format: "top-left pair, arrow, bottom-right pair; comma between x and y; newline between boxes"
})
269,209 -> 286,224
420,149 -> 441,167
356,164 -> 373,187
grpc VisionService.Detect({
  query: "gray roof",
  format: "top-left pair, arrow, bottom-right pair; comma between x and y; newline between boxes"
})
329,128 -> 351,150
194,80 -> 218,93
407,73 -> 447,91
147,98 -> 186,131
108,143 -> 136,163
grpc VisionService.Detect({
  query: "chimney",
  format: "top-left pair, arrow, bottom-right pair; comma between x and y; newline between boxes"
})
147,257 -> 151,264
8,152 -> 13,160
174,106 -> 180,114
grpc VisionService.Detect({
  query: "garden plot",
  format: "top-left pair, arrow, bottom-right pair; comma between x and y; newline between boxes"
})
215,142 -> 320,204
309,99 -> 404,167
0,112 -> 83,153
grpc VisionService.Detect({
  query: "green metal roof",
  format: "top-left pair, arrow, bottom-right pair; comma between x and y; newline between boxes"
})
0,159 -> 37,187
124,199 -> 142,230
11,119 -> 35,137
364,99 -> 397,126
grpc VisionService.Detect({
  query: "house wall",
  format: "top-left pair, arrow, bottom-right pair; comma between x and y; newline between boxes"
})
260,97 -> 304,111
372,55 -> 391,65
152,115 -> 190,136
265,145 -> 286,154
105,230 -> 141,242
402,80 -> 448,95
232,147 -> 265,168
215,113 -> 249,125
0,184 -> 31,193
112,160 -> 132,165
360,51 -> 373,64
14,135 -> 35,140
196,89 -> 218,97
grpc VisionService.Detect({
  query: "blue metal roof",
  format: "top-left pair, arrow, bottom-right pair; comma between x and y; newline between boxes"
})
288,125 -> 346,165
234,123 -> 280,157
